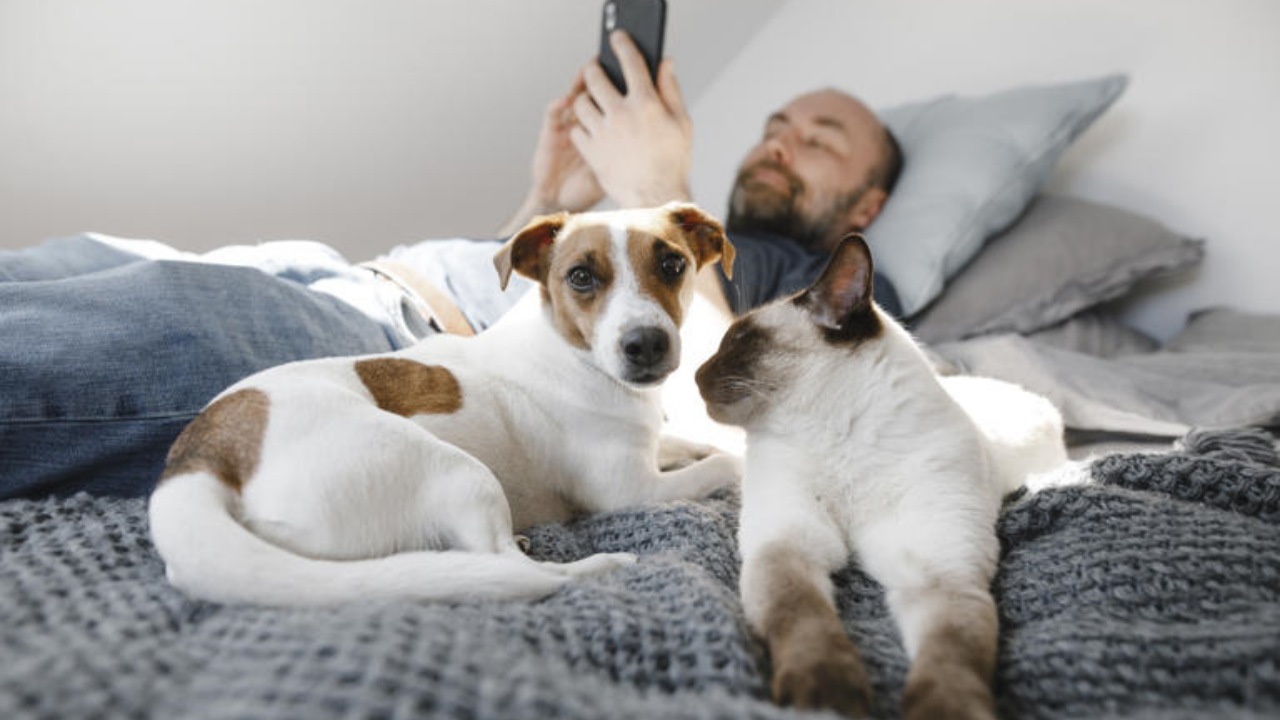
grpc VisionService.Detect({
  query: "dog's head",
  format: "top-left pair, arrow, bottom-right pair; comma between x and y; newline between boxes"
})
495,202 -> 735,388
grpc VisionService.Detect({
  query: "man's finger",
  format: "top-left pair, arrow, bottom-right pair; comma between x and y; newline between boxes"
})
581,60 -> 622,111
568,125 -> 593,162
610,30 -> 657,97
656,59 -> 687,121
571,91 -> 603,135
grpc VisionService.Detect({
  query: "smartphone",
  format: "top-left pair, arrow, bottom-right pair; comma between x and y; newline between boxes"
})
598,0 -> 667,94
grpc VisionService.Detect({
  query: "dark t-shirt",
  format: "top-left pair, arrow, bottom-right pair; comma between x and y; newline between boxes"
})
718,230 -> 903,319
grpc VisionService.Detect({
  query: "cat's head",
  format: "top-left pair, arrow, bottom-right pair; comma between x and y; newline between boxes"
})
694,234 -> 883,428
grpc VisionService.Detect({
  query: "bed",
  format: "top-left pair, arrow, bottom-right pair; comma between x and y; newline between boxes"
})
4,76 -> 1280,718
2,427 -> 1278,719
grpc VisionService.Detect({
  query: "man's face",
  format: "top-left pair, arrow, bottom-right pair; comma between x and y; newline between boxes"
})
727,90 -> 887,251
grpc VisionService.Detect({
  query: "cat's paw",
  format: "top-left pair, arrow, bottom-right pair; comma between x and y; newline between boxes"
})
772,637 -> 873,717
902,670 -> 995,720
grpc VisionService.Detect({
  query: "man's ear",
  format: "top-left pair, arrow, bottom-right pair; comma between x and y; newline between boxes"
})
494,213 -> 568,289
665,202 -> 735,279
845,186 -> 888,232
802,233 -> 875,332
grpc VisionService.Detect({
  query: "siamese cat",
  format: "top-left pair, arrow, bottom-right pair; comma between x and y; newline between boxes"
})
695,235 -> 1065,719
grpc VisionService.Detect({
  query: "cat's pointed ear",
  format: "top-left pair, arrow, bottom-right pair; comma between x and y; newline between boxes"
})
802,234 -> 876,332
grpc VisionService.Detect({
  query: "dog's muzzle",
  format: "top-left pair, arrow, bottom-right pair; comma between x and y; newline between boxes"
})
619,326 -> 674,385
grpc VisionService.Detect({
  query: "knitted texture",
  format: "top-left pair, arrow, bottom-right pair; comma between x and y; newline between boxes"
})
2,429 -> 1278,719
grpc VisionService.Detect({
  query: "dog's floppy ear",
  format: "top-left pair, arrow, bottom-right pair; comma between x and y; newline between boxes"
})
494,212 -> 568,289
665,202 -> 736,280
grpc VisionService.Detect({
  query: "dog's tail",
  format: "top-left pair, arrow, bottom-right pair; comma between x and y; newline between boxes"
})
148,472 -> 596,607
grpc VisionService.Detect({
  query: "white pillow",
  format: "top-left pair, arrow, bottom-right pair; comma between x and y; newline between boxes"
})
869,74 -> 1129,316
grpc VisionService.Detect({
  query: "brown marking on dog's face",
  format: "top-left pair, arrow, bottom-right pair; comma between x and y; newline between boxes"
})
752,544 -> 873,716
541,222 -> 616,351
628,231 -> 694,327
355,358 -> 462,417
901,593 -> 999,720
496,205 -> 735,386
159,388 -> 270,490
793,233 -> 882,345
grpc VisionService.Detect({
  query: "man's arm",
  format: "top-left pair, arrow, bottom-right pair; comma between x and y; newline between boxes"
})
569,31 -> 693,209
572,31 -> 738,315
497,73 -> 605,237
500,32 -> 734,316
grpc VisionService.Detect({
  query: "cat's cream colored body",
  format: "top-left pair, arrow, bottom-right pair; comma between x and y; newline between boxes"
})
696,236 -> 1066,718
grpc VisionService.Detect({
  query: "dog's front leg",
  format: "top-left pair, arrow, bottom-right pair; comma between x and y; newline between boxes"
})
643,451 -> 744,505
657,435 -> 721,471
575,450 -> 741,514
668,452 -> 743,499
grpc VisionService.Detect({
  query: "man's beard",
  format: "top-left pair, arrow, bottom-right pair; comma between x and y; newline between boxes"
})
725,160 -> 865,251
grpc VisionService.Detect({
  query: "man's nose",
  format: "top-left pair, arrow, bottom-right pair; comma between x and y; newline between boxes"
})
764,134 -> 792,165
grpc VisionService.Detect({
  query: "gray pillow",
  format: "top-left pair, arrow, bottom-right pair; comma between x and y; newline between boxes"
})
871,75 -> 1129,316
1164,308 -> 1280,354
1025,311 -> 1158,358
910,194 -> 1205,344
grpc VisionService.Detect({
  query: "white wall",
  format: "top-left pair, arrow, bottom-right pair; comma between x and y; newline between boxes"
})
4,1 -> 1276,342
687,0 -> 1280,341
0,0 -> 780,256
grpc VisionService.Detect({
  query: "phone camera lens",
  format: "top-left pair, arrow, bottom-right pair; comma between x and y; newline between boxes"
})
604,3 -> 617,30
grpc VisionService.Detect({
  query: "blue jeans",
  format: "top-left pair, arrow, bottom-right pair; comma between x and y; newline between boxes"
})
0,235 -> 402,499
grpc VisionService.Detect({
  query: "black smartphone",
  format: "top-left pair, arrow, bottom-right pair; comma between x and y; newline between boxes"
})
598,0 -> 667,94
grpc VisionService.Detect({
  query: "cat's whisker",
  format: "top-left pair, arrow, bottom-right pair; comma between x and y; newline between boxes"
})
724,375 -> 774,399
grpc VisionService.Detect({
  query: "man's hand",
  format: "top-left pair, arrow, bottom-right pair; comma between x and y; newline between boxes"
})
570,30 -> 693,209
499,75 -> 605,237
530,75 -> 606,213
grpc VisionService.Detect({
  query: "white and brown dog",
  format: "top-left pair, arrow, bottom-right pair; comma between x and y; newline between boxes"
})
149,203 -> 740,607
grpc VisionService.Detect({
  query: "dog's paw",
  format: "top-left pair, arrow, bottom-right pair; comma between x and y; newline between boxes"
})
696,453 -> 744,495
658,435 -> 718,471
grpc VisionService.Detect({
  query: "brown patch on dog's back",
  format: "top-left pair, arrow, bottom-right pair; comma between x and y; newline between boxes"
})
356,358 -> 462,417
160,388 -> 270,490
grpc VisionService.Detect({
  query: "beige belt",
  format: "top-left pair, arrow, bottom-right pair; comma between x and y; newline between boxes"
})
359,259 -> 475,337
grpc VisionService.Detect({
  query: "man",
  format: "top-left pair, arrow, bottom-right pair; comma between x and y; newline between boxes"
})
501,30 -> 903,319
0,31 -> 902,499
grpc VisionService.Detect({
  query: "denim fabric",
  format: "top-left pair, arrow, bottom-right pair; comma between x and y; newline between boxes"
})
383,238 -> 532,332
0,237 -> 399,499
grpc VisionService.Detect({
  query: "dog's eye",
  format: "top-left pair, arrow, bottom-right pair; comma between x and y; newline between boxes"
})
660,253 -> 686,279
567,266 -> 596,293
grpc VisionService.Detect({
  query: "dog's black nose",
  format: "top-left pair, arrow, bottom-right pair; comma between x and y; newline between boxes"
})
621,327 -> 670,368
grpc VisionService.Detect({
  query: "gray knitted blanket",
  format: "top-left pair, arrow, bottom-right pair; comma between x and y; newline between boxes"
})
2,429 -> 1278,719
